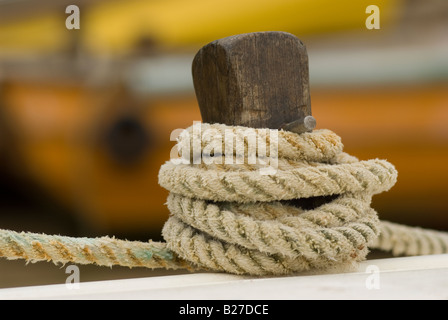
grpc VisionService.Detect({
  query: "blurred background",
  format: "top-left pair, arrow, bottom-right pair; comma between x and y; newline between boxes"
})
0,0 -> 447,288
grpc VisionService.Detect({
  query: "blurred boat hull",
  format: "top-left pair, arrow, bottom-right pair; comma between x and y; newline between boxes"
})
0,80 -> 447,235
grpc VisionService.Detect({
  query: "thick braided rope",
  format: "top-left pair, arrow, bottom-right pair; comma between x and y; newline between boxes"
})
158,123 -> 448,275
1,123 -> 448,275
0,229 -> 191,271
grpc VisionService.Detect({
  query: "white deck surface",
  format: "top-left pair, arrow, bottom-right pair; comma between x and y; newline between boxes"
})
1,254 -> 447,300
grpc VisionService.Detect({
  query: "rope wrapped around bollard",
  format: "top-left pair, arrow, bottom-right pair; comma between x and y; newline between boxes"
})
2,122 -> 447,276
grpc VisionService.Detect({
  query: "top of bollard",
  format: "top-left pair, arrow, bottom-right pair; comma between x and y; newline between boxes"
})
192,31 -> 314,134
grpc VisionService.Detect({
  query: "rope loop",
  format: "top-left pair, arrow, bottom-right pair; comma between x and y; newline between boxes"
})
159,123 -> 398,275
2,122 -> 448,276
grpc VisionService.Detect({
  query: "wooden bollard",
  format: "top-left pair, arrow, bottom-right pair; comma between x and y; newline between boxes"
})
192,31 -> 327,210
192,31 -> 315,133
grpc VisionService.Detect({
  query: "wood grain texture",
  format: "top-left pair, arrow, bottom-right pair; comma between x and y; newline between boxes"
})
192,31 -> 311,130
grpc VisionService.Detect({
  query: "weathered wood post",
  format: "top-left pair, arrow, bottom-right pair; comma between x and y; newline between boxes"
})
192,31 -> 315,133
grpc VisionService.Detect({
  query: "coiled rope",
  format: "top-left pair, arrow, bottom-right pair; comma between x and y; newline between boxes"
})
1,123 -> 448,275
